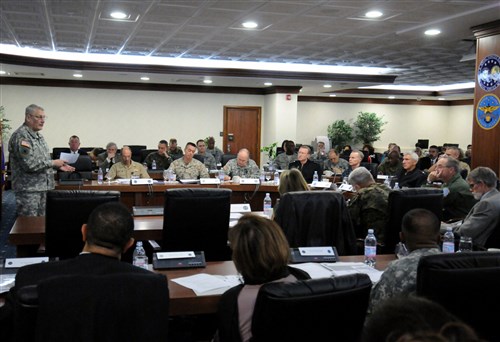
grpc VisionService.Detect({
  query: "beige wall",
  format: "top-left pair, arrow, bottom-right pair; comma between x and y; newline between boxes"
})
1,84 -> 473,165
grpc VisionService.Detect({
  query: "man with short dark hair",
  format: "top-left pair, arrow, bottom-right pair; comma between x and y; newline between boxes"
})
1,202 -> 160,336
168,138 -> 184,160
275,140 -> 297,170
195,139 -> 217,170
368,208 -> 442,314
323,149 -> 349,175
206,136 -> 223,164
144,139 -> 172,170
168,142 -> 209,179
66,135 -> 85,155
377,150 -> 402,176
288,145 -> 322,183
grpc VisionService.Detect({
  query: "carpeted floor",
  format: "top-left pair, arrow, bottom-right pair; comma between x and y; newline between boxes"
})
1,190 -> 17,259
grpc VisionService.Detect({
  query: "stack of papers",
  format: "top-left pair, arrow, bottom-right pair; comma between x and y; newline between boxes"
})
289,262 -> 383,283
172,273 -> 241,296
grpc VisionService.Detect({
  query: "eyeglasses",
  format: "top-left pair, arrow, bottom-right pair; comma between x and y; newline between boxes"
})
469,181 -> 482,189
31,114 -> 48,120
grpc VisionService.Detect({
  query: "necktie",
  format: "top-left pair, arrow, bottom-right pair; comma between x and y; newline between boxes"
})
109,158 -> 114,168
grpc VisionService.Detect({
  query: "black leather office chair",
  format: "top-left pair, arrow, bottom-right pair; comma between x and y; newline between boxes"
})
139,148 -> 157,164
15,273 -> 169,342
58,155 -> 94,181
273,191 -> 357,255
417,252 -> 500,341
221,154 -> 236,167
162,188 -> 232,261
361,162 -> 379,179
383,188 -> 443,254
193,154 -> 205,163
484,221 -> 500,249
45,190 -> 121,259
251,274 -> 372,342
125,145 -> 147,162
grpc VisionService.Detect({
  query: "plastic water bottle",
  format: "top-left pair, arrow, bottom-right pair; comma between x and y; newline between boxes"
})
442,227 -> 455,253
152,159 -> 157,170
218,169 -> 225,182
132,241 -> 148,270
273,170 -> 280,185
384,176 -> 391,188
364,229 -> 377,267
313,171 -> 319,184
97,167 -> 103,184
393,182 -> 400,190
263,193 -> 272,218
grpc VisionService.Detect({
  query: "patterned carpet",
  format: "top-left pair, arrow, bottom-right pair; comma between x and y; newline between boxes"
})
0,190 -> 17,259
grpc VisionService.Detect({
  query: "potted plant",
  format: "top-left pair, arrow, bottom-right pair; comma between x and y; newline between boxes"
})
327,119 -> 354,151
353,111 -> 386,145
260,142 -> 278,170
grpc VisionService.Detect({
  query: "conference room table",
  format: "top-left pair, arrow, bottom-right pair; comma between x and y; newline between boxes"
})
55,180 -> 280,212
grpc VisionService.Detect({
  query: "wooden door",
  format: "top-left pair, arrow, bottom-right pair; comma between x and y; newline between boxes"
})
223,106 -> 261,166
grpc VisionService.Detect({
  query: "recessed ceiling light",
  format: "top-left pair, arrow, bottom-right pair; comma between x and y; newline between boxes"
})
365,11 -> 383,18
425,29 -> 441,36
323,84 -> 332,88
0,70 -> 6,75
110,11 -> 128,19
203,79 -> 213,84
140,76 -> 150,81
73,73 -> 83,78
264,82 -> 273,86
242,21 -> 258,29
388,96 -> 395,99
438,97 -> 445,100
329,94 -> 337,97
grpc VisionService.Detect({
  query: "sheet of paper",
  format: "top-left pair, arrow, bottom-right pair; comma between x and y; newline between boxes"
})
0,274 -> 16,294
59,152 -> 79,164
171,273 -> 241,295
321,262 -> 384,283
288,263 -> 333,279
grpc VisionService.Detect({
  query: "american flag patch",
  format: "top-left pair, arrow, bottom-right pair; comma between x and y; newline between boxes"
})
21,140 -> 31,148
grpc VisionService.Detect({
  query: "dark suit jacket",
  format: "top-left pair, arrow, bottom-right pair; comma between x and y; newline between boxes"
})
288,159 -> 322,183
1,253 -> 154,340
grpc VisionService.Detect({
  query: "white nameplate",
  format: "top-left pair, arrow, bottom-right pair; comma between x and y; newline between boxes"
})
310,181 -> 332,188
156,251 -> 196,260
377,175 -> 388,180
231,203 -> 252,213
298,247 -> 335,256
200,178 -> 221,184
239,178 -> 260,184
338,183 -> 353,192
5,257 -> 49,268
130,178 -> 153,185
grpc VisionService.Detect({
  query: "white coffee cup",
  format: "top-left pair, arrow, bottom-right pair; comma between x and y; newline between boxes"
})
232,176 -> 241,184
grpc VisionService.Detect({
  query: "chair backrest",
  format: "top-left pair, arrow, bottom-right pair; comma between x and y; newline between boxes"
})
361,162 -> 379,179
18,273 -> 169,342
193,154 -> 205,163
162,188 -> 232,261
416,252 -> 500,341
273,191 -> 357,255
139,148 -> 157,163
125,145 -> 147,162
485,220 -> 500,249
221,154 -> 237,167
51,147 -> 67,160
45,190 -> 121,259
251,273 -> 372,342
383,188 -> 443,254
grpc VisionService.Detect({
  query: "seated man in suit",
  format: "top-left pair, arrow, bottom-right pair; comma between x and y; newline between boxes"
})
97,142 -> 122,173
396,152 -> 427,188
342,150 -> 364,179
451,167 -> 500,249
168,142 -> 209,179
64,135 -> 86,155
223,148 -> 260,180
289,145 -> 322,183
106,145 -> 149,180
144,139 -> 172,170
0,202 -> 159,338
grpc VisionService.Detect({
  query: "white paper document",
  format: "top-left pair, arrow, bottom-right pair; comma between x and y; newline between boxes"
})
289,262 -> 384,283
59,152 -> 79,164
0,274 -> 16,294
172,273 -> 241,296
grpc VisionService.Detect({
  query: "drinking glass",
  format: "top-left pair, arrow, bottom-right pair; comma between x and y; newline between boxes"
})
105,174 -> 112,185
265,172 -> 271,182
458,236 -> 473,252
163,170 -> 169,184
395,242 -> 409,259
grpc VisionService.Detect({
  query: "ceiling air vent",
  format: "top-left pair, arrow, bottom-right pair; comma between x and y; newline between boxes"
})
14,72 -> 45,77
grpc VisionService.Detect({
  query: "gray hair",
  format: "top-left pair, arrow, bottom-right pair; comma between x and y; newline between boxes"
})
106,142 -> 117,150
404,152 -> 419,162
25,104 -> 43,116
467,167 -> 498,188
348,167 -> 374,187
442,155 -> 460,174
352,150 -> 364,160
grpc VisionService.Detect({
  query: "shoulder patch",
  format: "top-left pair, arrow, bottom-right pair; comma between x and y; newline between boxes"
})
21,140 -> 31,148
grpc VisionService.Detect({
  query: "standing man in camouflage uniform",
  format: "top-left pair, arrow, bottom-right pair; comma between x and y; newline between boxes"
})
8,104 -> 75,216
222,148 -> 260,180
168,142 -> 209,180
347,167 -> 391,240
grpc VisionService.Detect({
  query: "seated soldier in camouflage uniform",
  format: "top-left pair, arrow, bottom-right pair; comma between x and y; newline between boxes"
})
222,148 -> 260,180
168,138 -> 184,161
195,139 -> 217,170
275,140 -> 297,170
206,136 -> 223,165
377,150 -> 402,177
347,167 -> 391,241
167,142 -> 209,180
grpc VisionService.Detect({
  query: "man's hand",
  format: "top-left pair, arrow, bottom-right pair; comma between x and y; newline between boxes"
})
60,164 -> 75,172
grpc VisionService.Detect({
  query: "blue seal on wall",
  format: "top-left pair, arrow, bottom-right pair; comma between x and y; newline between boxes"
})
477,54 -> 500,91
476,94 -> 500,130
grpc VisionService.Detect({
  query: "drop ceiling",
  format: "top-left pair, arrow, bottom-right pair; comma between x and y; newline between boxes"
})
1,0 -> 499,100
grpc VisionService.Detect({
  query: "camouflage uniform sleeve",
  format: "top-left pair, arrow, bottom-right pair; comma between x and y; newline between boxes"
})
199,163 -> 209,178
206,154 -> 216,170
11,131 -> 52,172
249,160 -> 260,177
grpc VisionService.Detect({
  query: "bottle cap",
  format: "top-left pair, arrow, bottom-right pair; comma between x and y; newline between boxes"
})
368,229 -> 374,234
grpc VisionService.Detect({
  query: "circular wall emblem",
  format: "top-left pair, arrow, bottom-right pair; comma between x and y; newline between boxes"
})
477,54 -> 500,91
476,94 -> 500,130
